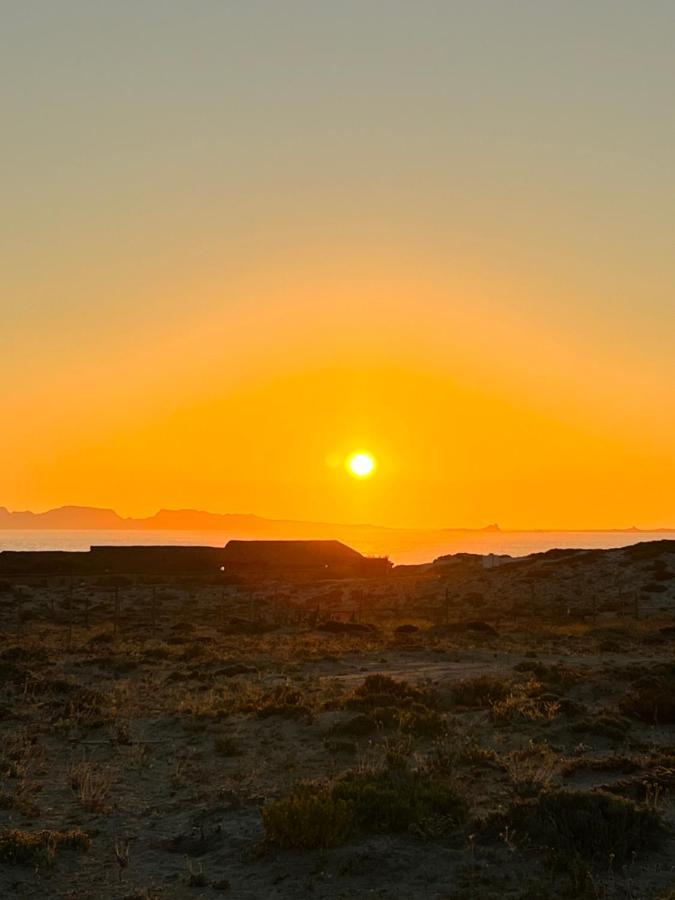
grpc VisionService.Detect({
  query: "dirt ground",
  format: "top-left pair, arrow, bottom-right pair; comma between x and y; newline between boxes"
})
0,567 -> 674,899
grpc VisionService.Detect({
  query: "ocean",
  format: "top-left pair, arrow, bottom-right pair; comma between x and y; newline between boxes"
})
0,529 -> 671,566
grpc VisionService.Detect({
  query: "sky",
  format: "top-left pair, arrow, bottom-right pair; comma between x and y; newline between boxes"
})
2,1 -> 675,529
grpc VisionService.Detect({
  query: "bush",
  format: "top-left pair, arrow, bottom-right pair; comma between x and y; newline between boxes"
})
513,661 -> 579,689
398,704 -> 447,737
490,687 -> 560,725
449,675 -> 509,708
329,713 -> 376,737
571,712 -> 631,741
256,684 -> 311,720
487,789 -> 666,862
346,674 -> 437,710
59,686 -> 112,727
261,765 -> 468,848
0,828 -> 90,865
620,676 -> 675,724
214,736 -> 242,757
332,767 -> 467,834
261,783 -> 353,849
505,742 -> 557,797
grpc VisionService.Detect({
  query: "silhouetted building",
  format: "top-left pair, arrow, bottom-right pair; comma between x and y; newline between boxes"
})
221,540 -> 391,580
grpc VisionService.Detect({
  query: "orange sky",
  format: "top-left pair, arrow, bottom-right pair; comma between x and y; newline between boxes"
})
2,4 -> 674,529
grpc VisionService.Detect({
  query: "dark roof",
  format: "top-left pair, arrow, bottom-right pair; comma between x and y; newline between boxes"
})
222,540 -> 364,566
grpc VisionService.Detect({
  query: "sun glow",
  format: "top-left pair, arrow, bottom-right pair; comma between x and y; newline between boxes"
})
347,452 -> 376,478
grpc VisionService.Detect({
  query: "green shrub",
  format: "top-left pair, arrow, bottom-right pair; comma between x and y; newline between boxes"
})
262,765 -> 468,847
261,783 -> 353,849
488,789 -> 666,862
332,767 -> 467,834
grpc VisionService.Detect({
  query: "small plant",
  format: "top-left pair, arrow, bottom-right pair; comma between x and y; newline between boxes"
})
261,783 -> 353,849
114,721 -> 132,745
459,740 -> 500,768
329,713 -> 376,737
620,675 -> 675,725
0,730 -> 43,779
114,837 -> 130,882
69,761 -> 113,813
0,780 -> 41,817
214,735 -> 242,756
60,686 -> 113,727
0,828 -> 90,866
426,731 -> 499,773
449,675 -> 509,708
345,673 -> 437,710
256,683 -> 312,720
490,684 -> 560,725
561,753 -> 644,778
186,857 -> 208,887
128,741 -> 153,768
398,703 -> 447,737
382,734 -> 416,769
513,661 -> 579,689
178,689 -> 230,720
505,741 -> 558,797
335,703 -> 446,738
571,711 -> 631,741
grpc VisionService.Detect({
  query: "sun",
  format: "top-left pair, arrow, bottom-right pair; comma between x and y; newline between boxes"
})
347,451 -> 376,478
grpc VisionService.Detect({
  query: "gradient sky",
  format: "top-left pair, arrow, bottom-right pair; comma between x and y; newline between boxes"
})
2,1 -> 675,529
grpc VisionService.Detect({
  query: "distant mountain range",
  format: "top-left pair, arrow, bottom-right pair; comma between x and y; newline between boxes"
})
0,505 -> 672,535
0,505 -> 278,532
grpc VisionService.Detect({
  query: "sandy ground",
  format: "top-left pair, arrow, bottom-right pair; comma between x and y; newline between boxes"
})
0,557 -> 674,899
